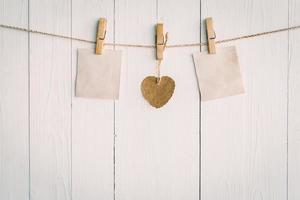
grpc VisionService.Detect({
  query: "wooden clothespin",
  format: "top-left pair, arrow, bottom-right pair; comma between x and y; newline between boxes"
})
205,17 -> 216,54
95,18 -> 107,55
156,23 -> 167,60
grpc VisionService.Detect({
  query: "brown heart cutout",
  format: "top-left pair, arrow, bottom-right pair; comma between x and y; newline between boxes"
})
141,76 -> 175,108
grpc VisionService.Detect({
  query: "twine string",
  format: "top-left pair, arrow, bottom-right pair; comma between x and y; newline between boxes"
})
1,23 -> 299,48
2,23 -> 298,83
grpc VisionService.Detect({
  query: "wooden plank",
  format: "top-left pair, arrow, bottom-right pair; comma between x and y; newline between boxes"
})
0,0 -> 28,28
115,0 -> 199,199
288,0 -> 300,199
30,0 -> 71,35
201,0 -> 288,199
71,73 -> 114,200
201,35 -> 288,200
30,34 -> 71,200
157,0 -> 200,198
115,0 -> 156,198
29,0 -> 71,199
201,0 -> 288,40
0,28 -> 29,200
71,1 -> 114,200
72,0 -> 114,43
0,1 -> 28,199
115,1 -> 156,198
72,76 -> 114,200
115,0 -> 155,45
157,0 -> 200,45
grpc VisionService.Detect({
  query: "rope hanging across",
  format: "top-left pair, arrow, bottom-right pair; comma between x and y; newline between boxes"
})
1,23 -> 300,48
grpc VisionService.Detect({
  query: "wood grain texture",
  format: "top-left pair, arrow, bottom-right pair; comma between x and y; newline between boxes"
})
115,0 -> 156,45
201,0 -> 288,41
157,0 -> 200,45
115,1 -> 156,198
201,35 -> 288,200
72,0 -> 114,43
1,0 -> 300,199
201,0 -> 288,199
71,1 -> 114,200
30,0 -> 70,35
0,0 -> 28,28
0,28 -> 29,200
288,0 -> 300,199
0,1 -> 28,200
30,34 -> 71,200
115,0 -> 199,199
29,0 -> 71,199
71,43 -> 114,200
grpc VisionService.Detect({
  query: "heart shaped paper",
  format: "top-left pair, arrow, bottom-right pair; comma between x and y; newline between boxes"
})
141,76 -> 175,108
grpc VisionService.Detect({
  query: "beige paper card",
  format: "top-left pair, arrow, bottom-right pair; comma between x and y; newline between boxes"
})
193,46 -> 245,101
76,49 -> 122,99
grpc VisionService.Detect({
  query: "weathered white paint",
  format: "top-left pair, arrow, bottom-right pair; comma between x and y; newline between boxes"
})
200,35 -> 288,200
30,0 -> 71,36
0,0 -> 28,28
200,0 -> 288,40
115,0 -> 157,199
0,1 -> 29,200
29,0 -> 72,200
115,0 -> 199,199
0,29 -> 29,200
72,0 -> 114,43
288,0 -> 300,199
29,0 -> 71,199
71,1 -> 115,200
0,0 -> 299,200
201,0 -> 288,199
30,35 -> 71,200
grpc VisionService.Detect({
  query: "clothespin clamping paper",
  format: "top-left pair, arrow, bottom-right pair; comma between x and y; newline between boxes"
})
205,17 -> 216,54
75,18 -> 122,100
192,17 -> 245,101
96,18 -> 107,55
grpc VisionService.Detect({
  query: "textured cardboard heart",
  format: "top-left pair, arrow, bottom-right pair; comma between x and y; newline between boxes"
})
141,76 -> 175,108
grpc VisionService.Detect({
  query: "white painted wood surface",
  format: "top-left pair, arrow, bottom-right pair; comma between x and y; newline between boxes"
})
0,0 -> 28,28
30,35 -> 71,200
201,36 -> 288,200
0,1 -> 29,200
288,0 -> 300,199
200,0 -> 289,199
29,0 -> 71,199
71,1 -> 114,200
115,0 -> 199,199
0,26 -> 29,200
0,0 -> 299,200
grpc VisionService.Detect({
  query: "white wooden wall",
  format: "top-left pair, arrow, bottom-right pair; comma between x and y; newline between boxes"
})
0,0 -> 299,199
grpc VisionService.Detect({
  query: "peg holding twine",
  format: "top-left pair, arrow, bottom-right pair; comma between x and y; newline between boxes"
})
96,18 -> 107,55
155,23 -> 168,80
